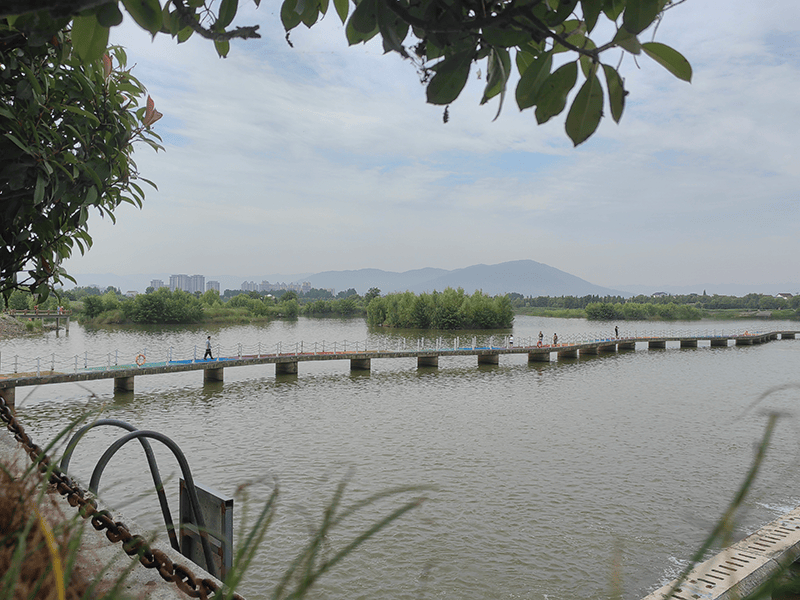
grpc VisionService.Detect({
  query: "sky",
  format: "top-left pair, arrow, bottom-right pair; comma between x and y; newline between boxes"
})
62,0 -> 800,290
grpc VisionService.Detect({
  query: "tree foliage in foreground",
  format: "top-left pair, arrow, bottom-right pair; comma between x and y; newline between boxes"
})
6,0 -> 691,147
0,23 -> 162,304
367,288 -> 513,329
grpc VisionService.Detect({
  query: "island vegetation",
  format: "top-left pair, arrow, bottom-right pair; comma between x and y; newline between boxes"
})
5,285 -> 513,329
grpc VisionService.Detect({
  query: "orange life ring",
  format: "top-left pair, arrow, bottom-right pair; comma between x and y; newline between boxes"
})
135,353 -> 146,366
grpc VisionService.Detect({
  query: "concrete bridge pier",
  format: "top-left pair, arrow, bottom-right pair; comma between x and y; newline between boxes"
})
648,341 -> 666,349
417,356 -> 439,368
782,332 -> 796,339
350,358 -> 371,371
204,366 -> 224,381
580,347 -> 598,356
680,339 -> 698,348
114,376 -> 134,392
528,352 -> 550,363
0,387 -> 15,411
557,349 -> 577,359
276,361 -> 298,375
735,337 -> 753,346
618,341 -> 636,350
478,354 -> 499,365
598,344 -> 616,353
711,338 -> 728,347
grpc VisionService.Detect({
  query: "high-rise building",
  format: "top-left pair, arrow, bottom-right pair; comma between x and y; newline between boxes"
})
206,280 -> 220,292
150,279 -> 166,290
189,275 -> 205,294
169,274 -> 190,292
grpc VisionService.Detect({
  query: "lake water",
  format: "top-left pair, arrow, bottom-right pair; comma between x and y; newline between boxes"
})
4,316 -> 800,600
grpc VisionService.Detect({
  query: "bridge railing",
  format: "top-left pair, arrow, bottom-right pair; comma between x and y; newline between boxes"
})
0,329 -> 770,377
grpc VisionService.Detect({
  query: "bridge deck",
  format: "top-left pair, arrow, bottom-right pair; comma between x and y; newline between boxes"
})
0,331 -> 797,392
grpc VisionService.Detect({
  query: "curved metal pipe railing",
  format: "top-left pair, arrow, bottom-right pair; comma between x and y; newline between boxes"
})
88,430 -> 216,577
59,419 -> 180,552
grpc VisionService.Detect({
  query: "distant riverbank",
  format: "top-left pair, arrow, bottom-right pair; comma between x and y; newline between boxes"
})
516,306 -> 800,321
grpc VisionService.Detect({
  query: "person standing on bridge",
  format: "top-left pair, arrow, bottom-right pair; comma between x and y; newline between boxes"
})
615,325 -> 619,338
553,333 -> 558,345
508,334 -> 514,348
538,331 -> 543,347
204,336 -> 214,360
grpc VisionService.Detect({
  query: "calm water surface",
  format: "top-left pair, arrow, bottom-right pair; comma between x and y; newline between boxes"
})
5,316 -> 800,600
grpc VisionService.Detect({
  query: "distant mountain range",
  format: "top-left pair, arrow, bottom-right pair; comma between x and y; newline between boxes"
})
305,261 -> 627,297
69,260 -> 800,298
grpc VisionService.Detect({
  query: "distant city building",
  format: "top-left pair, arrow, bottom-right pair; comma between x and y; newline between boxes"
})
170,274 -> 205,293
776,293 -> 793,300
250,280 -> 314,294
150,279 -> 166,290
189,274 -> 205,294
125,290 -> 138,297
207,280 -> 220,292
651,292 -> 668,298
170,274 -> 189,292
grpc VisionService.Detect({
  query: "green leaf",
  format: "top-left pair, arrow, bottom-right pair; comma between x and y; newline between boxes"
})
602,63 -> 625,122
71,15 -> 110,62
580,0 -> 603,32
642,41 -> 692,82
482,47 -> 511,120
64,105 -> 101,126
376,0 -> 407,55
612,27 -> 641,54
565,71 -> 603,145
300,0 -> 321,28
426,50 -> 473,105
217,0 -> 238,28
333,0 -> 349,22
345,16 -> 378,44
482,26 -> 531,48
281,0 -> 303,30
177,25 -> 193,42
34,174 -> 46,205
544,0 -> 578,26
602,0 -> 624,20
121,0 -> 163,34
622,0 -> 660,35
533,60 -> 577,124
349,0 -> 378,35
515,51 -> 552,110
95,2 -> 124,27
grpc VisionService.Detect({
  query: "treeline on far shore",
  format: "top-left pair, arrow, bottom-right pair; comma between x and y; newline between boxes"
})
5,286 -> 512,329
511,292 -> 800,320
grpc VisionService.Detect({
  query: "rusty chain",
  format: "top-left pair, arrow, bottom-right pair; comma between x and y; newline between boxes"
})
0,396 -> 245,600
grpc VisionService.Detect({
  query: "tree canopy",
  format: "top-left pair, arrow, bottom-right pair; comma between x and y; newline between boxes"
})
4,0 -> 690,147
0,21 -> 162,303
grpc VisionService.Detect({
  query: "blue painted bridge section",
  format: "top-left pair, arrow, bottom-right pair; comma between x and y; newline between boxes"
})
0,330 -> 797,405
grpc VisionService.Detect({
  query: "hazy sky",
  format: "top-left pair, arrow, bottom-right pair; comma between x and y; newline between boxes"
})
63,0 -> 800,289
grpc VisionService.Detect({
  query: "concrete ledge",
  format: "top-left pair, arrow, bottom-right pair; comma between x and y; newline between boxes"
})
643,505 -> 800,600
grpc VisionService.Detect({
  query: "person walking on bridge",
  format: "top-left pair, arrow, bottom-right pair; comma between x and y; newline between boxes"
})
204,336 -> 214,360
